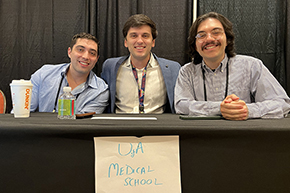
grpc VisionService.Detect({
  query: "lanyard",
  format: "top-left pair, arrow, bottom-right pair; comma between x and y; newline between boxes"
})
132,64 -> 148,113
53,75 -> 65,112
202,60 -> 229,101
53,74 -> 80,112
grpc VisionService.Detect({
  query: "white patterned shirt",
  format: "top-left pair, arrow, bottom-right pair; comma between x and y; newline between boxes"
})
175,54 -> 290,118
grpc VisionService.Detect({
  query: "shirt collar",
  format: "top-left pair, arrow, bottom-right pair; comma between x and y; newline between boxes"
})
61,63 -> 97,89
60,63 -> 70,76
202,54 -> 229,73
86,72 -> 97,88
124,53 -> 156,69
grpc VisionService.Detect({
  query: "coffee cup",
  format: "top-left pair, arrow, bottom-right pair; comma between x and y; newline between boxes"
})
10,79 -> 33,118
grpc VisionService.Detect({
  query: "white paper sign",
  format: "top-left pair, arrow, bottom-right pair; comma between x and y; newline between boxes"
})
94,135 -> 181,193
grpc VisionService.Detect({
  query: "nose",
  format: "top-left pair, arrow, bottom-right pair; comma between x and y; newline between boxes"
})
136,36 -> 144,44
205,33 -> 215,41
82,51 -> 89,60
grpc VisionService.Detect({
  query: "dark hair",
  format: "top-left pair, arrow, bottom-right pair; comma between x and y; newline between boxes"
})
70,32 -> 100,56
188,12 -> 236,64
122,14 -> 158,40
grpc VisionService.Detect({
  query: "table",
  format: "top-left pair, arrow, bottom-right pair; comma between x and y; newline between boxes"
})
1,113 -> 290,193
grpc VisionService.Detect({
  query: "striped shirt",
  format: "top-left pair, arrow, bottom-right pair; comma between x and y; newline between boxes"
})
174,54 -> 290,118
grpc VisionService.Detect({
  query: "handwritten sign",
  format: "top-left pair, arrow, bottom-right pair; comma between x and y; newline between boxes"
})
94,135 -> 181,193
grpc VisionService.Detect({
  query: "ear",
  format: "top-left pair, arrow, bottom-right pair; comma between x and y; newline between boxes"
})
152,39 -> 156,48
124,38 -> 128,48
67,47 -> 72,59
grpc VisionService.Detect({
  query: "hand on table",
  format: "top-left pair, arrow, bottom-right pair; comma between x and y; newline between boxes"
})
220,94 -> 248,120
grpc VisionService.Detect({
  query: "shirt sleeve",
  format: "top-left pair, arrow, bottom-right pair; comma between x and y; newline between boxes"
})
78,88 -> 109,114
74,75 -> 109,114
174,66 -> 221,116
247,61 -> 290,119
30,69 -> 41,112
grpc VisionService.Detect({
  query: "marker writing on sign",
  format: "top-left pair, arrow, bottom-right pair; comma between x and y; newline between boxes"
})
118,142 -> 144,158
107,141 -> 163,187
108,164 -> 154,177
124,177 -> 163,186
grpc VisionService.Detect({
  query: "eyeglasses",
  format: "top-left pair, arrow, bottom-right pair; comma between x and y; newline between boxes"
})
195,29 -> 224,43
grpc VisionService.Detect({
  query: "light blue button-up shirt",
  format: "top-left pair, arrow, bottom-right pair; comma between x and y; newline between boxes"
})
30,63 -> 109,114
174,55 -> 290,119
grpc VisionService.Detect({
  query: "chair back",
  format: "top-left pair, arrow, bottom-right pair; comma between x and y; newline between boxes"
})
0,90 -> 6,114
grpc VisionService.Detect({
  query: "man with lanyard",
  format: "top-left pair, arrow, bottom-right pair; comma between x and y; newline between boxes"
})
30,32 -> 109,114
101,14 -> 181,114
175,12 -> 290,120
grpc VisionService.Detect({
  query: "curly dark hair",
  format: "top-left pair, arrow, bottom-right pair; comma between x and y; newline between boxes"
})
188,12 -> 236,64
70,32 -> 100,56
122,14 -> 158,40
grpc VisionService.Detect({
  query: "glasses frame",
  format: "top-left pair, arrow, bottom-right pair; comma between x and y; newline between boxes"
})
195,28 -> 224,43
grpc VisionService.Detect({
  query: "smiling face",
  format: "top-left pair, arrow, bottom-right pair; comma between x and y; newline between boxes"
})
67,38 -> 99,77
195,18 -> 227,68
124,25 -> 155,64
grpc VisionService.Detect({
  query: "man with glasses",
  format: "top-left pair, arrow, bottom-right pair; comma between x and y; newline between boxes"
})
174,12 -> 290,120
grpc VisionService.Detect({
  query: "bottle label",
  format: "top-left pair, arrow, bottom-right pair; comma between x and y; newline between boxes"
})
58,99 -> 75,116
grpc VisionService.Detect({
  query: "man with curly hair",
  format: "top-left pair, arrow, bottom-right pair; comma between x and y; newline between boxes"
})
175,12 -> 290,120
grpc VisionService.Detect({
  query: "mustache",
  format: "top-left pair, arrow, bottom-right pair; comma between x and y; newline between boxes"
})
202,41 -> 221,50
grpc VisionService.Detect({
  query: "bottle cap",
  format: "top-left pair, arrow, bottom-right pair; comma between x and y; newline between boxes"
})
63,87 -> 72,92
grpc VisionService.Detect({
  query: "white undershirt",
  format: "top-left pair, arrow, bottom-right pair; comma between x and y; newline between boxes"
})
115,54 -> 167,114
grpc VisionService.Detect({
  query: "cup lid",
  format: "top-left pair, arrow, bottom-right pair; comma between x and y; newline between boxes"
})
10,79 -> 33,86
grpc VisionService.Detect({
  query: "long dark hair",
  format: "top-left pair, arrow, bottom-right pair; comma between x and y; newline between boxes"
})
188,12 -> 236,64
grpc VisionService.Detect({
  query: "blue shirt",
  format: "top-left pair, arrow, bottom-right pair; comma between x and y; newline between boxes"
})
174,55 -> 290,119
30,63 -> 109,114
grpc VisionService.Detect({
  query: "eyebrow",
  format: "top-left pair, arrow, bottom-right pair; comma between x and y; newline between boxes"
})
128,32 -> 151,36
75,45 -> 97,53
197,27 -> 223,33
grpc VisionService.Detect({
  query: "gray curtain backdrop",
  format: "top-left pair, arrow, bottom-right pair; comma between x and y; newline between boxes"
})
0,0 -> 289,113
0,0 -> 192,112
0,0 -> 89,112
287,0 -> 290,97
199,0 -> 287,88
93,0 -> 193,75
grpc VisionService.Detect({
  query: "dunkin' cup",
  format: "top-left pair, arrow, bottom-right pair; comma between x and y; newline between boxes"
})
10,79 -> 33,118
